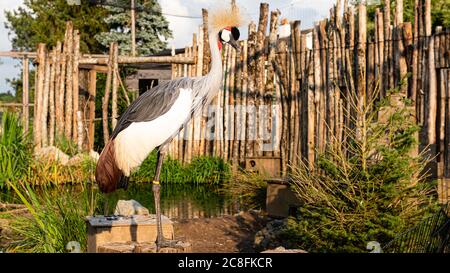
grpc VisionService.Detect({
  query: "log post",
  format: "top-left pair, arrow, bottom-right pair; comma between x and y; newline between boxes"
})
34,44 -> 46,149
425,0 -> 437,153
22,57 -> 29,134
102,43 -> 114,145
72,29 -> 80,144
202,9 -> 210,75
65,21 -> 74,140
112,42 -> 119,130
88,70 -> 97,151
49,49 -> 56,146
41,51 -> 50,147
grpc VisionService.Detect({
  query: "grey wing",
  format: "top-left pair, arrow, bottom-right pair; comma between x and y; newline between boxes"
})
110,78 -> 194,139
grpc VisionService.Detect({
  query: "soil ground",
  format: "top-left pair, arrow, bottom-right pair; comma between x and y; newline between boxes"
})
173,210 -> 267,253
0,210 -> 268,253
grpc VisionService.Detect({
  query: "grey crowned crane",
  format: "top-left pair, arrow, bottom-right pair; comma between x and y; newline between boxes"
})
95,6 -> 243,248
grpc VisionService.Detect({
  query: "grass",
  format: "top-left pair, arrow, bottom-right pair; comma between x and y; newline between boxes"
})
222,170 -> 268,210
5,180 -> 101,253
132,151 -> 232,184
0,112 -> 32,188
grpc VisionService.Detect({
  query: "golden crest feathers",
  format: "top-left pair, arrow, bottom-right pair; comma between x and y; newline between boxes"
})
209,3 -> 246,30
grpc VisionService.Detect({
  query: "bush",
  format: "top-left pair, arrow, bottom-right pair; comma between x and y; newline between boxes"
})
284,92 -> 438,252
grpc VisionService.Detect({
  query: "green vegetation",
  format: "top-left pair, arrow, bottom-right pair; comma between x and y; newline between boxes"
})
94,0 -> 172,56
4,0 -> 108,53
283,90 -> 438,252
0,112 -> 32,188
222,171 -> 268,210
132,152 -> 232,184
6,181 -> 99,253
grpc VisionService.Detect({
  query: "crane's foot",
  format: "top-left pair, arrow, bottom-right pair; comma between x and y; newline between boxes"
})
156,238 -> 183,252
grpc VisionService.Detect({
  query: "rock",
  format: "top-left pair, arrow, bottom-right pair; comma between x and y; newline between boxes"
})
34,146 -> 69,165
114,200 -> 149,216
66,153 -> 88,166
89,150 -> 100,162
253,218 -> 289,251
261,246 -> 307,253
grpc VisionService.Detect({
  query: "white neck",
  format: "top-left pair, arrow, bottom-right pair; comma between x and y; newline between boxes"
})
207,30 -> 222,80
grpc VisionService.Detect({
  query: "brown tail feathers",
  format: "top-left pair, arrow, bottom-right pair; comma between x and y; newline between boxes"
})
95,140 -> 123,193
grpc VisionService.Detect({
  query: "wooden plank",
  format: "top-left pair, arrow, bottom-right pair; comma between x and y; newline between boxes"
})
111,42 -> 119,131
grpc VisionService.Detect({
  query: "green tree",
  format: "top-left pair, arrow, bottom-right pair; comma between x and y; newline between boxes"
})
94,0 -> 172,56
283,88 -> 438,252
353,0 -> 450,33
4,0 -> 108,53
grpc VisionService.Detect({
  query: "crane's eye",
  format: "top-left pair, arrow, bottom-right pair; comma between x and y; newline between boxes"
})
220,29 -> 231,42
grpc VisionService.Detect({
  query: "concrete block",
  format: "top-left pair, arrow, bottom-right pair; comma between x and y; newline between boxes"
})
86,215 -> 174,253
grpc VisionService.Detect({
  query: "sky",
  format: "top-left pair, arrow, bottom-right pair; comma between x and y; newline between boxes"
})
0,0 -> 336,94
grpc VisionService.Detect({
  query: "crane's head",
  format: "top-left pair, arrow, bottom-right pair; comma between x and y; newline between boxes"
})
218,27 -> 240,51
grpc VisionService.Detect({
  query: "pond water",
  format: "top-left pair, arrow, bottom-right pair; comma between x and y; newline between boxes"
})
0,183 -> 243,220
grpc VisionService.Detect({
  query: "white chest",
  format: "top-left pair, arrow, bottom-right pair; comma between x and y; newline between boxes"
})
114,88 -> 192,175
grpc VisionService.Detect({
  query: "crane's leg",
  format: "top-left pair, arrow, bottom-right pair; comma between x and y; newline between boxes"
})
152,145 -> 175,250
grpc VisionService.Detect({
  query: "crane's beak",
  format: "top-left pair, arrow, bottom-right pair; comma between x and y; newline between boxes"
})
229,36 -> 240,53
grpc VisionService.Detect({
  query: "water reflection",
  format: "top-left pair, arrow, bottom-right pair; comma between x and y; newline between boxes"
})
1,183 -> 241,220
107,183 -> 240,220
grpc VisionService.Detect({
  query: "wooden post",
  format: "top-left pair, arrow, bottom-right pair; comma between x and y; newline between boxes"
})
72,29 -> 80,144
41,52 -> 50,147
131,0 -> 136,57
265,10 -> 279,157
58,33 -> 68,137
65,21 -> 74,140
22,57 -> 29,134
426,0 -> 437,152
246,21 -> 257,158
255,3 -> 269,157
383,0 -> 391,92
112,42 -> 119,130
49,49 -> 56,146
202,9 -> 210,75
239,40 -> 248,163
411,0 -> 419,110
54,41 -> 62,139
34,43 -> 46,149
88,70 -> 97,151
102,43 -> 114,145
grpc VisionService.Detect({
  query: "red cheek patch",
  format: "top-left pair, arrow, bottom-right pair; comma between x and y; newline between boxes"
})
218,40 -> 223,51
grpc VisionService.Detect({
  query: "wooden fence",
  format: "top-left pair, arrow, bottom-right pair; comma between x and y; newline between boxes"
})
167,0 -> 450,179
6,0 -> 450,181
